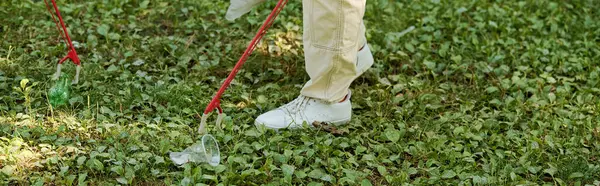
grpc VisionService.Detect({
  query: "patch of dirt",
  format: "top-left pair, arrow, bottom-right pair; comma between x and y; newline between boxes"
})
312,121 -> 348,136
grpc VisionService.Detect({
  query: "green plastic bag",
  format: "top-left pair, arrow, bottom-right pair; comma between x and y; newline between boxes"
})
48,74 -> 71,107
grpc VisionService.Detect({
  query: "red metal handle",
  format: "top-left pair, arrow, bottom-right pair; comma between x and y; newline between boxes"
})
203,0 -> 288,115
45,0 -> 81,66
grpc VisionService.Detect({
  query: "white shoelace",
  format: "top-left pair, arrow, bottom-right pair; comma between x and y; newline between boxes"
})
281,95 -> 312,114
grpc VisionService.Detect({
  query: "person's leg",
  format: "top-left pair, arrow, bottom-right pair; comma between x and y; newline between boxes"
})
300,0 -> 371,102
254,0 -> 373,129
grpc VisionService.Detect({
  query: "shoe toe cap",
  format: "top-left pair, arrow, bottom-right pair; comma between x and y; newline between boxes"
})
254,109 -> 290,129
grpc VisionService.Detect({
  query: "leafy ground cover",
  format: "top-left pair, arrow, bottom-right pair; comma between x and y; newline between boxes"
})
1,0 -> 600,185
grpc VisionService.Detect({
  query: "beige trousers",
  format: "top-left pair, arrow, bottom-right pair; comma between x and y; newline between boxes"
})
300,0 -> 369,103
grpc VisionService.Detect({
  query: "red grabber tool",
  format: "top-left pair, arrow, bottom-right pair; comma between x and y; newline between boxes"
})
198,0 -> 288,134
169,0 -> 289,167
44,0 -> 81,84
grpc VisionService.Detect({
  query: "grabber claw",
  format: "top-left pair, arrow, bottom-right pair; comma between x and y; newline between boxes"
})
52,51 -> 81,84
45,0 -> 82,84
52,64 -> 81,84
198,105 -> 224,135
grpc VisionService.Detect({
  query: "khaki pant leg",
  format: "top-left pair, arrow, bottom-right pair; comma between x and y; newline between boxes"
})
300,0 -> 368,103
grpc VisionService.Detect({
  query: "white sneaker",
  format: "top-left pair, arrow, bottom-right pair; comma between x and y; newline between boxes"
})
254,43 -> 374,129
254,92 -> 352,129
356,43 -> 374,75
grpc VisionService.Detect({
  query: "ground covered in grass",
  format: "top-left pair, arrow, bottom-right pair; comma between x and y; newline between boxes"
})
2,0 -> 600,185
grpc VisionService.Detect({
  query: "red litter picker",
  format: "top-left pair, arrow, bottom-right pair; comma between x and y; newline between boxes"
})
44,0 -> 82,84
43,0 -> 82,108
169,0 -> 289,166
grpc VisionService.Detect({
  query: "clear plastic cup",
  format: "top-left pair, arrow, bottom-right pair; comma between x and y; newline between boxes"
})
169,134 -> 220,166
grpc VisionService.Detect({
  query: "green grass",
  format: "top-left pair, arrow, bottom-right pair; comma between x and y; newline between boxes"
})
1,0 -> 600,185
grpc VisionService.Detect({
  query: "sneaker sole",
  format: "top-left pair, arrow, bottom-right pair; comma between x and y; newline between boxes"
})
254,116 -> 351,130
328,117 -> 351,126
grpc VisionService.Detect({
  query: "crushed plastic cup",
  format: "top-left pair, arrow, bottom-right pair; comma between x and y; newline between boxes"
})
169,134 -> 220,166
